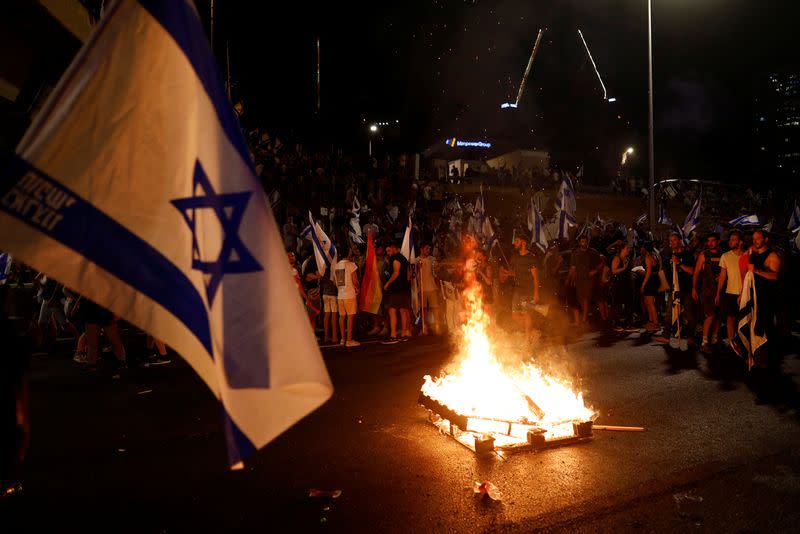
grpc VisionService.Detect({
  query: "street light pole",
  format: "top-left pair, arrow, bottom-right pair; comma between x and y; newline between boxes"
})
647,0 -> 656,232
369,124 -> 378,157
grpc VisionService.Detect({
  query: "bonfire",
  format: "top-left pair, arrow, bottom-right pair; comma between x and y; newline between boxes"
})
420,282 -> 596,452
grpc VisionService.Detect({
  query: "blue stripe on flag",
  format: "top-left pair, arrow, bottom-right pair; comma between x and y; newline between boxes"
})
223,407 -> 257,466
0,155 -> 213,357
137,0 -> 253,174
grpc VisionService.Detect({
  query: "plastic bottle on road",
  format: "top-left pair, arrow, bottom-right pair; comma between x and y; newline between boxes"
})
473,481 -> 503,501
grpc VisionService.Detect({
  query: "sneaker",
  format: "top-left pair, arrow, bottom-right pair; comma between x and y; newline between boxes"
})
73,352 -> 89,364
381,337 -> 399,345
679,338 -> 689,352
146,354 -> 171,367
339,339 -> 346,346
399,336 -> 409,342
345,340 -> 361,347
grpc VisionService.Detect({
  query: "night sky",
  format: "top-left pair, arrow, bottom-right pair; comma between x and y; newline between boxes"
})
200,0 -> 798,182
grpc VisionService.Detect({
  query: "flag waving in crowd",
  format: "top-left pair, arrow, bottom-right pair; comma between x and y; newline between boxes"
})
729,214 -> 761,227
530,202 -> 548,252
309,211 -> 337,277
683,195 -> 702,236
0,0 -> 332,467
555,176 -> 577,239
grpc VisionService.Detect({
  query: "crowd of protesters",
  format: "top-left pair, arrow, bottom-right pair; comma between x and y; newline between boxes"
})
243,131 -> 799,367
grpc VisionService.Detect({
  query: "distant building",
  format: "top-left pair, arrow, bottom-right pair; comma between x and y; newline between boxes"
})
753,72 -> 800,185
486,149 -> 550,177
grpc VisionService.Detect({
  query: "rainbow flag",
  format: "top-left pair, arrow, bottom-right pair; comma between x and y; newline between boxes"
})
359,232 -> 383,314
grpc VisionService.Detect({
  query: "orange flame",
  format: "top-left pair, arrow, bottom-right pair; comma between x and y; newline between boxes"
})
421,282 -> 594,444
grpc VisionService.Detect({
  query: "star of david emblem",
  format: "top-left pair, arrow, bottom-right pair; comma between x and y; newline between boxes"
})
171,160 -> 262,306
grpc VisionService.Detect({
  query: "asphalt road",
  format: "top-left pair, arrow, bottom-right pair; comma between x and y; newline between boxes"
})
4,327 -> 800,533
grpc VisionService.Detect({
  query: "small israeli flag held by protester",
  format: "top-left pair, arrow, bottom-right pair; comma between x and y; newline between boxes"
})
309,211 -> 337,278
682,197 -> 702,236
554,176 -> 577,226
657,205 -> 672,225
0,0 -> 332,468
532,204 -> 548,252
787,203 -> 800,233
728,214 -> 760,227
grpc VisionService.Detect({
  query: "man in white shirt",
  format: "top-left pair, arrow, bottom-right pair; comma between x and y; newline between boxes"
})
335,248 -> 361,347
716,231 -> 746,357
415,243 -> 441,335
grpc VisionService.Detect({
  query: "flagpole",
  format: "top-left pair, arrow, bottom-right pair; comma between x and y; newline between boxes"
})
647,0 -> 656,232
420,274 -> 426,334
209,0 -> 214,49
226,41 -> 231,100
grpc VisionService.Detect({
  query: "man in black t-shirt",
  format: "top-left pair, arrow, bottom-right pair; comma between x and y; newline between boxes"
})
568,235 -> 603,325
500,233 -> 541,343
693,233 -> 723,353
382,242 -> 411,342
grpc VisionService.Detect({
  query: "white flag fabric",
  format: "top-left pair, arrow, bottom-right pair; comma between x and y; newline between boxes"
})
0,0 -> 332,467
309,211 -> 337,277
738,271 -> 767,370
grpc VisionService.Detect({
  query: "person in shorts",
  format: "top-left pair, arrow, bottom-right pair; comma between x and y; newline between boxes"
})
334,248 -> 360,347
716,230 -> 746,357
568,235 -> 603,326
382,241 -> 412,343
320,269 -> 339,344
500,233 -> 540,343
693,233 -> 723,353
82,299 -> 127,370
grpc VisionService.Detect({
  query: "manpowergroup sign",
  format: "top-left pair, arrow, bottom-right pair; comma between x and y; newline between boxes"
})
445,138 -> 492,149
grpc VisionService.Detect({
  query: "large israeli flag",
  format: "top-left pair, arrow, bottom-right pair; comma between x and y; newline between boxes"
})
0,0 -> 332,467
